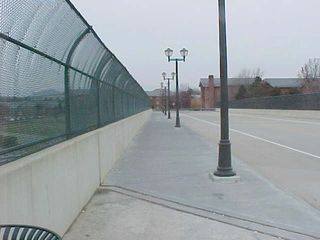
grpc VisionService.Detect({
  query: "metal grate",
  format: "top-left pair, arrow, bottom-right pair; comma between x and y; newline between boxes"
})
0,0 -> 150,164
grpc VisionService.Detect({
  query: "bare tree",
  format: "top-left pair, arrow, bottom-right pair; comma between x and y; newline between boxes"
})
179,83 -> 190,92
299,58 -> 320,93
299,58 -> 320,79
237,68 -> 264,79
252,67 -> 264,79
237,68 -> 264,85
237,68 -> 252,78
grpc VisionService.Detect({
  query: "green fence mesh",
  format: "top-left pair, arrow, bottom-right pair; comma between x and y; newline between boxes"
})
0,0 -> 150,164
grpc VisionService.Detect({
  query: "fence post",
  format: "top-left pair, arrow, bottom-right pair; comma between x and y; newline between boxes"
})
64,27 -> 91,138
94,63 -> 103,128
96,82 -> 101,127
112,88 -> 116,121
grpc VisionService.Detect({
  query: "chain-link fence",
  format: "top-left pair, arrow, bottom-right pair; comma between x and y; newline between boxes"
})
227,93 -> 320,110
0,0 -> 150,164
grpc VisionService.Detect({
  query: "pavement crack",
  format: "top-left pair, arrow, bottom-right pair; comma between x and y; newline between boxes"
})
99,185 -> 320,240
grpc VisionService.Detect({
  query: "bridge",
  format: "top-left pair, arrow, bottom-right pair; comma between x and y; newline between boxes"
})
1,1 -> 320,240
2,108 -> 320,239
62,110 -> 320,240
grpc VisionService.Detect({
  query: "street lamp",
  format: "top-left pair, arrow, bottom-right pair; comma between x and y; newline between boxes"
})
214,0 -> 236,177
160,82 -> 166,115
162,72 -> 176,119
164,48 -> 188,128
163,83 -> 167,115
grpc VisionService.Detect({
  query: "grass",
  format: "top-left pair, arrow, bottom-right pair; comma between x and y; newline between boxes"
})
6,115 -> 66,137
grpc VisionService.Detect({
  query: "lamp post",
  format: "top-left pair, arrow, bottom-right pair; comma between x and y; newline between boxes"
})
164,48 -> 188,128
160,82 -> 165,114
164,84 -> 167,116
162,72 -> 176,119
214,0 -> 236,177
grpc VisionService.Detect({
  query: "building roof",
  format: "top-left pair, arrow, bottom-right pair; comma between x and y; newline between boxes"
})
200,77 -> 255,87
199,78 -> 210,87
146,89 -> 162,97
199,77 -> 314,88
214,78 -> 255,87
146,89 -> 175,97
264,78 -> 302,88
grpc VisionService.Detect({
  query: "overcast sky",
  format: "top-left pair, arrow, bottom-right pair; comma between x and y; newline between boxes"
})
72,0 -> 320,91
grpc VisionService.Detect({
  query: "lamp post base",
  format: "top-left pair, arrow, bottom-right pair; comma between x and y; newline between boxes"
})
209,172 -> 240,183
175,115 -> 181,127
214,140 -> 236,177
213,167 -> 236,177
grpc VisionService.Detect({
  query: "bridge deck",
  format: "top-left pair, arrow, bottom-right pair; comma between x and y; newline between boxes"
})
64,111 -> 320,240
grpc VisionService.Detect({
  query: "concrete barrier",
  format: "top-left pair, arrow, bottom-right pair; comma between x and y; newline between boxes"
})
0,110 -> 151,236
229,108 -> 320,120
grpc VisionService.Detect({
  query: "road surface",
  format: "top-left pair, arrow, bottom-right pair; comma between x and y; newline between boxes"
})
181,109 -> 320,210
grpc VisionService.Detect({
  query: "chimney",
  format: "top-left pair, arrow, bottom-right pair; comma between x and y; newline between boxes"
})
208,75 -> 214,88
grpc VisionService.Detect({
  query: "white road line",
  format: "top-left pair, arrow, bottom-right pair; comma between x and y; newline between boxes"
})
230,113 -> 320,125
182,114 -> 320,160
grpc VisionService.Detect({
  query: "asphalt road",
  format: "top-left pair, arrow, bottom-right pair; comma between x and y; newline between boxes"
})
180,109 -> 320,210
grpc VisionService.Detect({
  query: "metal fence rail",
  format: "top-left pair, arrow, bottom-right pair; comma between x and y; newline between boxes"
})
0,0 -> 150,164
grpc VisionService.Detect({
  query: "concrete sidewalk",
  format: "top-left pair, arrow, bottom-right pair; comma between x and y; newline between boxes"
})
64,112 -> 320,240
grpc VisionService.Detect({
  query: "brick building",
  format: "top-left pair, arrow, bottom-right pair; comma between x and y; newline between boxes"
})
264,78 -> 301,94
199,75 -> 215,109
199,75 -> 255,108
146,89 -> 175,111
199,76 -> 314,108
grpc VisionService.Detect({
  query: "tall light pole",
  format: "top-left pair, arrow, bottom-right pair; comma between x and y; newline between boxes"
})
162,72 -> 176,119
164,84 -> 167,116
164,48 -> 188,128
160,82 -> 165,114
214,0 -> 236,177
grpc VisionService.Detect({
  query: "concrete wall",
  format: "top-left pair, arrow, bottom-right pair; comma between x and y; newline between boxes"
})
0,110 -> 151,236
229,108 -> 320,120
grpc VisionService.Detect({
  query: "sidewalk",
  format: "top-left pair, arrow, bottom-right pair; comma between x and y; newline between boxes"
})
64,112 -> 320,240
